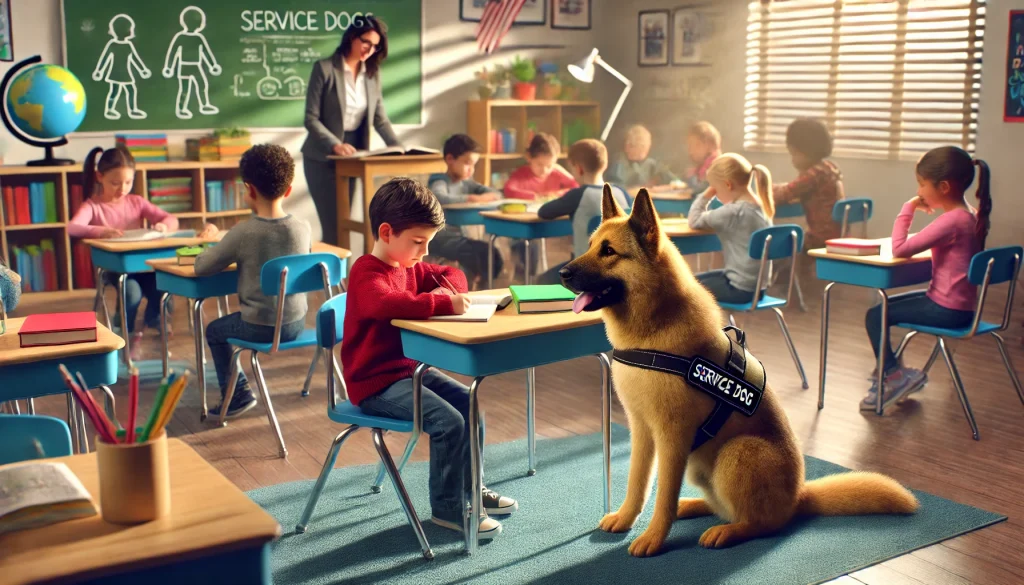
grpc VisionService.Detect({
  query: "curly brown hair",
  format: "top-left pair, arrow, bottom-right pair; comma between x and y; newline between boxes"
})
239,144 -> 295,199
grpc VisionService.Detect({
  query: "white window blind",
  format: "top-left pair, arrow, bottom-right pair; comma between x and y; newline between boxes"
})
745,0 -> 984,160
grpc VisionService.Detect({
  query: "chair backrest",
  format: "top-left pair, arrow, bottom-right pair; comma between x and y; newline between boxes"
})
965,246 -> 1023,335
746,224 -> 804,311
0,414 -> 73,465
260,253 -> 344,352
832,198 -> 873,237
316,293 -> 347,408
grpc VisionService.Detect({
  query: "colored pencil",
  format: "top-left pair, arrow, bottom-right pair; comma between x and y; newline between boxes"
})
139,372 -> 174,443
151,371 -> 189,439
66,367 -> 117,441
57,365 -> 116,444
127,367 -> 139,443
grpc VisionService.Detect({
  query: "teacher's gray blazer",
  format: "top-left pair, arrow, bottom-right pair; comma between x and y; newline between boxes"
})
301,55 -> 400,162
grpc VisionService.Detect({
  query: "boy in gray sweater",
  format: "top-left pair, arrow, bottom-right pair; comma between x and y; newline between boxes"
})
195,144 -> 312,418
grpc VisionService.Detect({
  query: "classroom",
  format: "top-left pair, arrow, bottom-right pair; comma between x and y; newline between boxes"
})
0,0 -> 1022,583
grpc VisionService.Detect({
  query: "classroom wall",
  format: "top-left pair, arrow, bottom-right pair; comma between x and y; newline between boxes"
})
595,0 -> 1023,249
0,0 -> 598,251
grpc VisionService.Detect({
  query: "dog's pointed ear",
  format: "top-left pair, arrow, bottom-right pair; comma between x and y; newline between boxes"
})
628,188 -> 662,252
601,183 -> 624,221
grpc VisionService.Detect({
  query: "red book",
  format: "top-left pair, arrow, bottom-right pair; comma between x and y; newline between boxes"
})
42,246 -> 57,291
19,312 -> 98,347
2,185 -> 13,224
70,184 -> 83,215
15,186 -> 30,225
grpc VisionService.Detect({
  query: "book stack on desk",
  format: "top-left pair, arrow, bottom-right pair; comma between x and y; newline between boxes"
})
509,285 -> 576,313
825,238 -> 885,256
18,312 -> 97,347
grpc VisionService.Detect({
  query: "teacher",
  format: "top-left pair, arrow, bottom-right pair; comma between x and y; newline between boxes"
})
301,15 -> 401,245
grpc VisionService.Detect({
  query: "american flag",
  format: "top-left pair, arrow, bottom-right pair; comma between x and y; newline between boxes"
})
476,0 -> 528,54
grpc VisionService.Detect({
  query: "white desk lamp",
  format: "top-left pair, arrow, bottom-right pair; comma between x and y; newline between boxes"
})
568,48 -> 633,142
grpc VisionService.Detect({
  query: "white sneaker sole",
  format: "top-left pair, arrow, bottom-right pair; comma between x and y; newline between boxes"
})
431,516 -> 502,540
485,500 -> 519,516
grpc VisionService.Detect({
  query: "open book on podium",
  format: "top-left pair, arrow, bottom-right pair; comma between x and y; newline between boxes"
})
330,145 -> 440,159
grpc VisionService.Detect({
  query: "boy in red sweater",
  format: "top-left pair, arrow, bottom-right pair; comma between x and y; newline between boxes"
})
342,178 -> 517,539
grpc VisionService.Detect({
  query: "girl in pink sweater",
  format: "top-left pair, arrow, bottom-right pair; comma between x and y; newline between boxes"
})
503,133 -> 578,200
69,146 -> 180,355
861,146 -> 991,411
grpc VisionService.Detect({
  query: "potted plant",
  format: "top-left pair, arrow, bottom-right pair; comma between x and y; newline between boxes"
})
492,65 -> 512,99
537,61 -> 561,100
510,55 -> 537,101
560,74 -> 581,101
475,66 -> 495,100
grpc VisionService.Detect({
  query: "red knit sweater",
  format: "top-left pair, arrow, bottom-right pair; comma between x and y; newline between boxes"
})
342,255 -> 468,405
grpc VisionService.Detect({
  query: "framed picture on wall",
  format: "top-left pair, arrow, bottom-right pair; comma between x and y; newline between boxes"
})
639,10 -> 669,67
460,0 -> 487,22
514,0 -> 547,26
672,7 -> 710,66
0,0 -> 12,62
1005,10 -> 1024,121
552,0 -> 591,30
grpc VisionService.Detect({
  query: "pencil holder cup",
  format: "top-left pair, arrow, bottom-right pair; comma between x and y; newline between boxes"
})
96,430 -> 170,524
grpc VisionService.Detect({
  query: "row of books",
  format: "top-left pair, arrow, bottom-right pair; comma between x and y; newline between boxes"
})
10,239 -> 59,292
205,180 -> 247,212
148,176 -> 193,214
186,136 -> 250,162
2,183 -> 58,225
489,129 -> 517,154
116,133 -> 169,163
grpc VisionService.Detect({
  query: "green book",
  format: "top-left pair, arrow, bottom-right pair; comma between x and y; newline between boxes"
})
43,182 -> 56,223
509,284 -> 577,314
175,245 -> 206,265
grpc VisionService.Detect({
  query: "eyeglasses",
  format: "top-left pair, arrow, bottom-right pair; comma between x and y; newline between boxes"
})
358,36 -> 379,51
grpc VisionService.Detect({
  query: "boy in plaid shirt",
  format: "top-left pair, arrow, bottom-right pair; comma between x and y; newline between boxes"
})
773,118 -> 845,249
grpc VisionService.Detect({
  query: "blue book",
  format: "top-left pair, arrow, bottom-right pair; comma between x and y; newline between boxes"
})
29,183 -> 40,224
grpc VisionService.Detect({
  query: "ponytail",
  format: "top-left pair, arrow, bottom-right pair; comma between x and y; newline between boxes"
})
973,158 -> 991,250
82,146 -> 103,200
82,145 -> 136,200
752,164 -> 775,220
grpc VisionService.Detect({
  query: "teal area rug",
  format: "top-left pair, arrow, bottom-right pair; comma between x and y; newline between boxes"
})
247,425 -> 1005,585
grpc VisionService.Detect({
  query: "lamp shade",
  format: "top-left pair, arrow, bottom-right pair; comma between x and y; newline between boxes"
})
568,48 -> 599,83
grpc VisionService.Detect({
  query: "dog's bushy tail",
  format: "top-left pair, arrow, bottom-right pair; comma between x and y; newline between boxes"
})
797,472 -> 918,517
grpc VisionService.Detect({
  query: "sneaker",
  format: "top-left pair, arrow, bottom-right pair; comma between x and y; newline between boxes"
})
431,513 -> 502,540
482,487 -> 518,515
129,332 -> 144,362
208,389 -> 258,419
860,368 -> 927,411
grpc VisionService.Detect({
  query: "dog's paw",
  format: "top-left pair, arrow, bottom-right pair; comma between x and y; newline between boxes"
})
598,512 -> 635,533
628,528 -> 666,557
699,524 -> 746,549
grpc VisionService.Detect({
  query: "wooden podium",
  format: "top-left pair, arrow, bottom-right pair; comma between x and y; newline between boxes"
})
331,154 -> 447,253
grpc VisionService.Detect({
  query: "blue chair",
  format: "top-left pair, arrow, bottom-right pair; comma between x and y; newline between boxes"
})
0,414 -> 74,465
717,224 -> 809,388
295,293 -> 433,560
890,246 -> 1024,440
832,198 -> 873,238
217,253 -> 345,458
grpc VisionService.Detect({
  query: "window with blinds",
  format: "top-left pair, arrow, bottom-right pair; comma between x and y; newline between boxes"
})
745,0 -> 985,160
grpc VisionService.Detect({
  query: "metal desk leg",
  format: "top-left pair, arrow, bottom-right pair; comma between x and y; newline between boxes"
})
597,352 -> 612,514
27,398 -> 35,415
818,282 -> 835,409
117,273 -> 132,369
160,293 -> 171,378
526,367 -> 536,476
95,267 -> 112,330
875,289 -> 890,415
487,234 -> 498,290
465,376 -> 484,555
524,239 -> 532,285
193,298 -> 209,420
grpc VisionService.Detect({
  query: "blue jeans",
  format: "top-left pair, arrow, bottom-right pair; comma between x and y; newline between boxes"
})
358,370 -> 485,518
104,272 -> 164,333
205,312 -> 304,397
866,290 -> 973,374
697,270 -> 764,305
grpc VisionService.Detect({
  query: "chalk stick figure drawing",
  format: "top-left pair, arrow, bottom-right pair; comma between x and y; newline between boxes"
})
92,14 -> 151,120
162,6 -> 221,119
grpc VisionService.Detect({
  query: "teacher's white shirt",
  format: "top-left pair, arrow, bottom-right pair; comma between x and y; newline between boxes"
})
342,61 -> 368,132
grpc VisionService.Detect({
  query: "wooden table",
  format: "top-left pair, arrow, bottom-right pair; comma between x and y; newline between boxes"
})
478,210 -> 571,288
0,316 -> 124,454
393,291 -> 612,554
441,201 -> 503,227
660,218 -> 721,254
146,242 -> 352,423
330,154 -> 447,253
0,439 -> 281,585
809,244 -> 933,415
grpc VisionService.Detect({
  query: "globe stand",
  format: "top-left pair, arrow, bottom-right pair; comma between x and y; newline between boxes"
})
26,145 -> 75,167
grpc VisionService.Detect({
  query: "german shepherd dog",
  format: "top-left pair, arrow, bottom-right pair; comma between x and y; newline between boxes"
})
560,187 -> 918,557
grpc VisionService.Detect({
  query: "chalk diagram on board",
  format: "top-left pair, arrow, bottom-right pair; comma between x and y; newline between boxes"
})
92,14 -> 151,120
235,36 -> 328,101
162,5 -> 221,119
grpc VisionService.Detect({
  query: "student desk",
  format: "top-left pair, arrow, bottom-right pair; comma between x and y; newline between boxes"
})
809,246 -> 933,414
146,242 -> 352,421
393,300 -> 612,554
329,154 -> 447,254
0,438 -> 281,585
0,316 -> 123,454
83,236 -> 206,370
442,201 -> 502,227
480,210 -> 572,288
661,218 -> 721,255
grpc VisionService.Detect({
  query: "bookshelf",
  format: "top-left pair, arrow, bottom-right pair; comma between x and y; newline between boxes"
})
466,100 -> 601,187
0,160 -> 251,297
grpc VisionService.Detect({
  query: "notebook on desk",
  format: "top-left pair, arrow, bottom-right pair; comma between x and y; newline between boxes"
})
108,229 -> 165,242
428,303 -> 498,322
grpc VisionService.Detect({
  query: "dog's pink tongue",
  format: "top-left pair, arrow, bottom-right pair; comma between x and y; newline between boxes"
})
572,292 -> 594,314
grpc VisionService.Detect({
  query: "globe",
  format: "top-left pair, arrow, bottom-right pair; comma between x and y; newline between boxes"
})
6,64 -> 86,140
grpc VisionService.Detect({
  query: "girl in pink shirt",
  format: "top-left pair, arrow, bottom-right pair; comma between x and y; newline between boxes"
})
503,133 -> 578,200
861,146 -> 991,411
69,146 -> 180,356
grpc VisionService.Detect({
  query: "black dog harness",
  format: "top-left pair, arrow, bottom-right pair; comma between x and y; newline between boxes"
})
612,326 -> 766,451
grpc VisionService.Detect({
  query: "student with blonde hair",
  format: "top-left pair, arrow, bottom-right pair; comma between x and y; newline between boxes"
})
688,153 -> 774,305
607,124 -> 678,187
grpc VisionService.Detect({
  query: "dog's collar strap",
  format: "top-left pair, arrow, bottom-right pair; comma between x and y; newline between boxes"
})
611,326 -> 766,451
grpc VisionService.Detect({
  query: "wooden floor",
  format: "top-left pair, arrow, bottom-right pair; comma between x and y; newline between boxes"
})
12,255 -> 1024,585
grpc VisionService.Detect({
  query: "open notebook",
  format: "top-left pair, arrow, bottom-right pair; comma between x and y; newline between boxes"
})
106,228 -> 197,243
428,294 -> 504,322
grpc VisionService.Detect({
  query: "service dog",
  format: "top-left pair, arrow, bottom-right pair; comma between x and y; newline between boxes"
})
560,186 -> 918,557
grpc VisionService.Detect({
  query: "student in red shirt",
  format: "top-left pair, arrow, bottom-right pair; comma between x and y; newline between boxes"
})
503,133 -> 578,200
342,177 -> 518,540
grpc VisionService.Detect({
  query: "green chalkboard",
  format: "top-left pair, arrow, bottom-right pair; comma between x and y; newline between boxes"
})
61,0 -> 422,132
